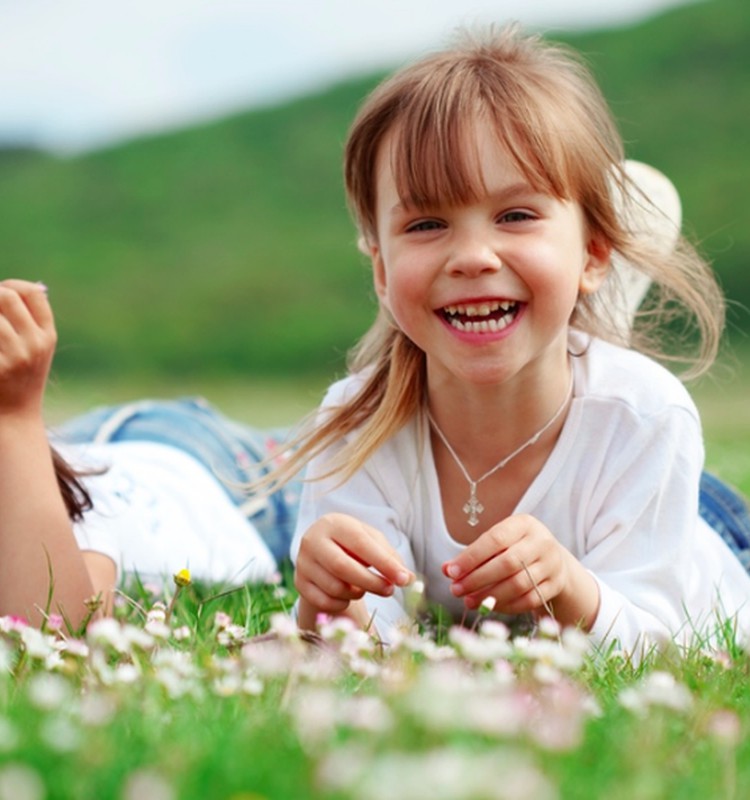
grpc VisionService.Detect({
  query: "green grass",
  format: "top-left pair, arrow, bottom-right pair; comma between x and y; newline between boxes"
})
3,558 -> 750,800
43,372 -> 331,430
691,348 -> 750,495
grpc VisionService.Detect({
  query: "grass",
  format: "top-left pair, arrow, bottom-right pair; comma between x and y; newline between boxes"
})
3,565 -> 750,799
691,348 -> 750,495
43,372 -> 331,430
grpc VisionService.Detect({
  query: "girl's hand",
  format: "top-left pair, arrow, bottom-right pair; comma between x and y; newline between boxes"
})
0,280 -> 56,418
443,513 -> 600,630
295,512 -> 414,629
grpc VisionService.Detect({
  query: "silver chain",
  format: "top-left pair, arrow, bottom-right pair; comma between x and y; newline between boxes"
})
427,375 -> 574,526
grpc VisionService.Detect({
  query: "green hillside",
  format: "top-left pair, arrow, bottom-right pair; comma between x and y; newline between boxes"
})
1,0 -> 747,380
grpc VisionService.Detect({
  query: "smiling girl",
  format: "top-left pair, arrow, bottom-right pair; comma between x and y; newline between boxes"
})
286,24 -> 750,655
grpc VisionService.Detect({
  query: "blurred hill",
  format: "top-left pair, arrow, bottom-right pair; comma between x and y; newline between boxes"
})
1,0 -> 747,381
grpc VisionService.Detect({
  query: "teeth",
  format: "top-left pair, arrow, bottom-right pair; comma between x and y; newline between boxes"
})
447,311 -> 516,333
443,300 -> 514,317
442,300 -> 518,331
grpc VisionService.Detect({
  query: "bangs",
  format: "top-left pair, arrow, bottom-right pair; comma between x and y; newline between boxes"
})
386,60 -> 589,215
345,26 -> 624,239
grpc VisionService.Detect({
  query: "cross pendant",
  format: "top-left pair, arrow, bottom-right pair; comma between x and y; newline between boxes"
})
463,483 -> 484,527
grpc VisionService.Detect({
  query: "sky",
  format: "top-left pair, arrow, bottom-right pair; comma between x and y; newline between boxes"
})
0,0 -> 698,155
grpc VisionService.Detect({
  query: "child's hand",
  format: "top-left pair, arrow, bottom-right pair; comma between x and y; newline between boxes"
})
443,513 -> 600,629
0,280 -> 56,418
295,512 -> 414,628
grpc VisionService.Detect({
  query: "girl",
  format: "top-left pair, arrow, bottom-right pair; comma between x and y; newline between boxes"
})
0,279 -> 299,625
287,25 -> 750,654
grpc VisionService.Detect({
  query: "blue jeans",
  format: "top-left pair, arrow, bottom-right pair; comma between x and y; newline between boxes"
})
699,472 -> 750,572
55,397 -> 302,564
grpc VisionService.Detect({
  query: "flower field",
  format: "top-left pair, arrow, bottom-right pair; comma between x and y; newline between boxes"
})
1,569 -> 749,800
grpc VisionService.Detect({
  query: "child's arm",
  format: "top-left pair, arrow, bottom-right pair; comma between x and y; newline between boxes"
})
443,514 -> 600,630
0,280 -> 96,626
294,512 -> 414,631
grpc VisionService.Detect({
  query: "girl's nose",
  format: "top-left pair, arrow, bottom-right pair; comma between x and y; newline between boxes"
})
444,231 -> 503,277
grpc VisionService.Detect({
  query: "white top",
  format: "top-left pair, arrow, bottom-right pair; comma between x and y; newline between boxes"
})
292,335 -> 750,653
59,440 -> 277,585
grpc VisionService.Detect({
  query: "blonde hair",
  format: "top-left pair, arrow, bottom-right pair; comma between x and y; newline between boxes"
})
266,23 -> 724,490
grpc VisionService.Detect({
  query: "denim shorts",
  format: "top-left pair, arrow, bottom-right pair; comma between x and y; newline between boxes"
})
55,397 -> 302,564
699,472 -> 750,572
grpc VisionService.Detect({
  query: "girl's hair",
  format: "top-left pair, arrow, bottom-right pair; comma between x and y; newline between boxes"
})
51,446 -> 94,522
265,23 -> 725,489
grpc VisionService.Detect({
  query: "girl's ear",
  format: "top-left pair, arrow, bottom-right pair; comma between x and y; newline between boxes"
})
579,234 -> 612,295
369,241 -> 389,305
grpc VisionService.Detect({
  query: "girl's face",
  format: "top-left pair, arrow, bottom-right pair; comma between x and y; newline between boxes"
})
369,121 -> 610,393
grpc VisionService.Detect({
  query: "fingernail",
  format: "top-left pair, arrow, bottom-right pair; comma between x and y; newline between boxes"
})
396,570 -> 410,585
451,582 -> 464,596
36,282 -> 48,293
446,564 -> 460,579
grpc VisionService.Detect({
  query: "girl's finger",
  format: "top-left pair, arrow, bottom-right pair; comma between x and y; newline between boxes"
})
338,544 -> 410,592
443,515 -> 533,580
0,279 -> 47,294
0,282 -> 52,337
450,549 -> 528,598
301,561 -> 367,602
21,286 -> 54,333
315,543 -> 397,597
495,577 -> 555,615
465,567 -> 553,614
294,578 -> 351,614
334,523 -> 413,587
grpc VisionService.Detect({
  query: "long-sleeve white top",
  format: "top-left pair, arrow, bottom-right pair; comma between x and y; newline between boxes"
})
292,336 -> 750,654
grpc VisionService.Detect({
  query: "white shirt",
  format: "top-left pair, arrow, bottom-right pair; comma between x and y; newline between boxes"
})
60,440 -> 277,585
292,336 -> 750,653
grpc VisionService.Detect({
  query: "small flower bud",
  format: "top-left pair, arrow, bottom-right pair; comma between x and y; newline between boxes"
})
84,595 -> 103,613
479,596 -> 497,615
173,569 -> 192,588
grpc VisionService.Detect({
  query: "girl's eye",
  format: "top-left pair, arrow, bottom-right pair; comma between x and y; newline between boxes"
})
405,219 -> 444,233
499,210 -> 534,223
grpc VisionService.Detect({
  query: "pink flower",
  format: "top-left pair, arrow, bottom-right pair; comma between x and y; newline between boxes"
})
0,616 -> 28,634
706,709 -> 741,746
46,614 -> 64,633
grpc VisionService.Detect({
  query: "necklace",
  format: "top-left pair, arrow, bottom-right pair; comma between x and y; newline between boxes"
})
427,375 -> 574,527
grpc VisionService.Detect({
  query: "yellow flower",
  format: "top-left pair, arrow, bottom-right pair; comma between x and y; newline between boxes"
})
173,569 -> 192,588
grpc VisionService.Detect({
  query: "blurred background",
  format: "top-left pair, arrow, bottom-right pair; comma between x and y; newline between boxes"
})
1,0 -> 747,430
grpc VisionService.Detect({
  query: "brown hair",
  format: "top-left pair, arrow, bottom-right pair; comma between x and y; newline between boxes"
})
51,446 -> 93,522
263,23 -> 725,490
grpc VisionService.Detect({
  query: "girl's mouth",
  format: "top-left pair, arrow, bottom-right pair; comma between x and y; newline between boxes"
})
439,300 -> 520,333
